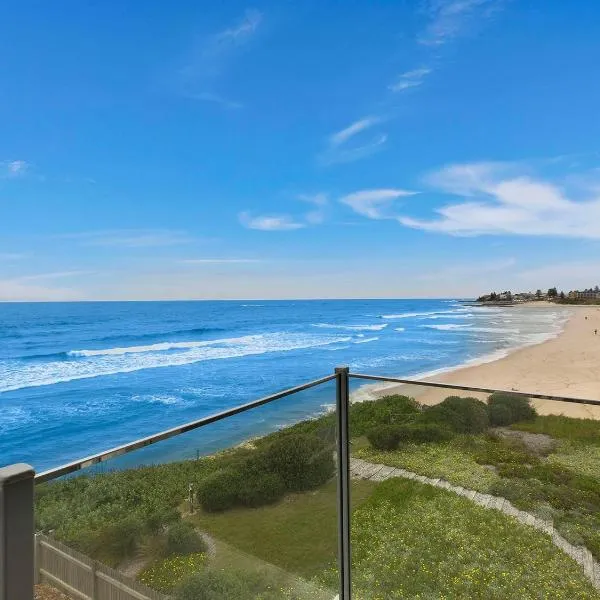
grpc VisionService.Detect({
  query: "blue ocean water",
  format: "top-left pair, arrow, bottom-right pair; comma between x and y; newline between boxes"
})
0,300 -> 570,472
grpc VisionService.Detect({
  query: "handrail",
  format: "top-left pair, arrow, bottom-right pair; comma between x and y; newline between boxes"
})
349,372 -> 600,406
35,370 -> 600,484
35,373 -> 336,484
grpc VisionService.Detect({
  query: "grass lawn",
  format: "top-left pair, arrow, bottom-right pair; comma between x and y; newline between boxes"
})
190,473 -> 600,599
188,478 -> 376,579
346,478 -> 600,600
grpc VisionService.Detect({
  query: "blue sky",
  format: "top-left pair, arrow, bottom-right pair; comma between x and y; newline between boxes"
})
2,0 -> 600,300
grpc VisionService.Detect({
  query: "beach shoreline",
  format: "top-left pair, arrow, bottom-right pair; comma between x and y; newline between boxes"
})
361,304 -> 600,419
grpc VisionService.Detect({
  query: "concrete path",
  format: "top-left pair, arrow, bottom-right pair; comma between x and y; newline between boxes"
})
350,457 -> 600,589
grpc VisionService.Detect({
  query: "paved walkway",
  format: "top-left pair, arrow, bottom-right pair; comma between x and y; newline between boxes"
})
350,457 -> 600,589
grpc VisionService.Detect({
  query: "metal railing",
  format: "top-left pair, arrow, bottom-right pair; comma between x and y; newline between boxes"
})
2,366 -> 600,600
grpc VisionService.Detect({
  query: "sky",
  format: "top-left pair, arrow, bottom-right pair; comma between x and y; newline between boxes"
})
2,0 -> 600,301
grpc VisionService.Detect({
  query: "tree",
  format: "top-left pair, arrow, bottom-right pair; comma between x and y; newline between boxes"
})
536,289 -> 543,299
595,285 -> 599,293
547,287 -> 558,298
560,291 -> 566,299
490,292 -> 498,301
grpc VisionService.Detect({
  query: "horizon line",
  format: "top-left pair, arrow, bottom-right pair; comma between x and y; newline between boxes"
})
0,296 -> 472,304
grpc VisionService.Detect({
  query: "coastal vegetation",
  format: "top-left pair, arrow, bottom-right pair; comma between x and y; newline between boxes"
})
477,284 -> 600,304
35,393 -> 600,598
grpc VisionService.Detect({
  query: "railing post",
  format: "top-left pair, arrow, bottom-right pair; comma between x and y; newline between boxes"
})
335,366 -> 351,600
0,463 -> 35,600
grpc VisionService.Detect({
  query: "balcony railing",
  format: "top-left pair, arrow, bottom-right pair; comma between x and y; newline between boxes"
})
2,366 -> 600,600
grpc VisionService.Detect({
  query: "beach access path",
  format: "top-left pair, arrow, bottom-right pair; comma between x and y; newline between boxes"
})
350,456 -> 600,589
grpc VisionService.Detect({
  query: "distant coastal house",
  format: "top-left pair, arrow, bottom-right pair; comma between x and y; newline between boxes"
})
568,289 -> 600,300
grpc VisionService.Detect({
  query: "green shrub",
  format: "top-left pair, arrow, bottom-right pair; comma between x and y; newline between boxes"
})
237,472 -> 286,508
420,396 -> 489,434
399,423 -> 454,444
350,395 -> 420,436
488,392 -> 536,425
512,414 -> 600,444
166,521 -> 207,556
138,553 -> 206,593
256,413 -> 337,448
197,470 -> 242,512
82,516 -> 143,566
489,478 -> 546,511
367,425 -> 402,450
174,568 -> 297,600
146,508 -> 180,535
488,403 -> 513,427
263,433 -> 335,491
174,569 -> 247,600
367,422 -> 454,451
473,436 -> 539,468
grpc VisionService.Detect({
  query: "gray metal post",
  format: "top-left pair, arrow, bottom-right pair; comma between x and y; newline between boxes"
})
335,367 -> 351,599
0,463 -> 35,600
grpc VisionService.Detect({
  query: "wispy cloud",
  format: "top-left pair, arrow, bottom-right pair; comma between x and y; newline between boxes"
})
387,1 -> 502,97
399,161 -> 600,239
321,117 -> 387,165
218,9 -> 262,40
17,270 -> 94,282
329,117 -> 381,147
340,189 -> 418,219
60,229 -> 194,248
178,9 -> 262,108
239,193 -> 329,231
298,193 -> 328,225
389,67 -> 432,92
181,258 -> 264,264
187,92 -> 243,109
419,0 -> 503,46
0,160 -> 29,178
239,212 -> 305,231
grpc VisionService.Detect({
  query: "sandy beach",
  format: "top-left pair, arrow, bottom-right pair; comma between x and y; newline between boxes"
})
371,303 -> 600,419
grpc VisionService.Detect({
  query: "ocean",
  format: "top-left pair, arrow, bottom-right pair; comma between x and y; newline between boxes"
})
0,300 -> 571,472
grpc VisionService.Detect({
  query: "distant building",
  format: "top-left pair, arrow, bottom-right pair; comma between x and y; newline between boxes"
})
513,292 -> 535,302
568,289 -> 600,300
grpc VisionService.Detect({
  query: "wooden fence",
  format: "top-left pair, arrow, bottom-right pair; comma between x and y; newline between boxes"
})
35,534 -> 168,600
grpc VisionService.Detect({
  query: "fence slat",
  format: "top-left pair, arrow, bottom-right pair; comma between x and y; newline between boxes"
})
36,534 -> 167,600
39,569 -> 91,600
40,540 -> 93,572
96,572 -> 151,600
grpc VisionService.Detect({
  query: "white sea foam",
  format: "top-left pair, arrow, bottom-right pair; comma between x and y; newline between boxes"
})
312,323 -> 388,331
382,309 -> 470,320
68,340 -> 216,357
382,312 -> 435,319
422,313 -> 473,319
0,332 -> 352,394
470,326 -> 520,334
132,393 -> 184,406
423,324 -> 473,331
394,327 -> 405,332
353,337 -> 379,344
